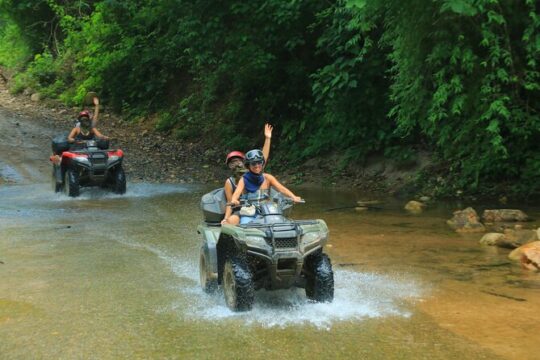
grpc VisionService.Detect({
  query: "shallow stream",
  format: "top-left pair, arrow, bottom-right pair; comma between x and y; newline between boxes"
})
1,181 -> 539,359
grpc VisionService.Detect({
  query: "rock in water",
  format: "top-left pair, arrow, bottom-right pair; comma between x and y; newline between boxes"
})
503,229 -> 538,246
509,241 -> 540,271
482,209 -> 529,222
478,229 -> 536,249
479,233 -> 506,246
405,200 -> 425,214
447,207 -> 486,233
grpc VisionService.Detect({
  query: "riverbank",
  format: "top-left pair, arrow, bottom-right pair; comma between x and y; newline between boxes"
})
0,72 -> 426,194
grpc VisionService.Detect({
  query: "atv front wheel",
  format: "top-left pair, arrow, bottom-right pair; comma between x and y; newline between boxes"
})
200,251 -> 217,293
52,166 -> 63,193
64,168 -> 80,197
223,256 -> 254,311
112,166 -> 126,194
304,252 -> 334,302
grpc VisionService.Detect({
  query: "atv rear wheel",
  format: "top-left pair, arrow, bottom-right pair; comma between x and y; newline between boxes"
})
223,256 -> 254,311
112,166 -> 126,194
64,168 -> 80,197
200,251 -> 217,293
304,252 -> 334,302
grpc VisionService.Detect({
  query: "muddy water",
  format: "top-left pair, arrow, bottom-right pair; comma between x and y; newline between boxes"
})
1,181 -> 539,359
1,109 -> 539,359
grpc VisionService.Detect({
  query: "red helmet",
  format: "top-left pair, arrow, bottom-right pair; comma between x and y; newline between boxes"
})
78,110 -> 90,119
225,151 -> 245,164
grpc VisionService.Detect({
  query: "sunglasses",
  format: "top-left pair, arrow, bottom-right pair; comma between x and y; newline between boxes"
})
249,161 -> 264,167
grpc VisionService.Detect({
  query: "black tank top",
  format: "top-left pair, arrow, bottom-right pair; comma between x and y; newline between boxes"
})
75,130 -> 95,141
228,177 -> 237,193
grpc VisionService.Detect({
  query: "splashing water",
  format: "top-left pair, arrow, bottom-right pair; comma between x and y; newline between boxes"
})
123,239 -> 425,329
187,270 -> 422,329
0,182 -> 195,204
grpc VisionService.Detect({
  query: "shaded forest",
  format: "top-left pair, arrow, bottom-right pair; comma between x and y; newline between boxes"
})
0,0 -> 539,197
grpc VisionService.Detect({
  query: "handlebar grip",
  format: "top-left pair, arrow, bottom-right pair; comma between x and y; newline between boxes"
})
284,197 -> 305,204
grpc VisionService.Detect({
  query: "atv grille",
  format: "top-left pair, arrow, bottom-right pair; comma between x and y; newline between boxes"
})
91,158 -> 106,166
269,237 -> 298,249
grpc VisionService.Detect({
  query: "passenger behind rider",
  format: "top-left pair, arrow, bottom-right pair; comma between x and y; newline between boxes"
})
223,123 -> 273,217
222,149 -> 302,225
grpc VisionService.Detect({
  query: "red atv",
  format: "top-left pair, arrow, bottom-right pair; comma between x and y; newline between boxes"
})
50,136 -> 126,197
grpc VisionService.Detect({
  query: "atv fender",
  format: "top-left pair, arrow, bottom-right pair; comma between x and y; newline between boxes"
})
198,225 -> 220,277
53,164 -> 63,184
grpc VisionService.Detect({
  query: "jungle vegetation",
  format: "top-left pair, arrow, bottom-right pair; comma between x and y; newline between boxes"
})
0,0 -> 538,197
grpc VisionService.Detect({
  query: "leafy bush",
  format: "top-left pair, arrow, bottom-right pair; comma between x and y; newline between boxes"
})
1,0 -> 539,197
0,16 -> 31,70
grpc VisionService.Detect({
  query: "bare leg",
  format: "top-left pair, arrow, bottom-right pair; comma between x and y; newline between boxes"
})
227,214 -> 240,225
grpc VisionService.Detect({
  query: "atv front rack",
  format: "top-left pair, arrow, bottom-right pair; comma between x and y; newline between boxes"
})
240,220 -> 320,253
238,220 -> 319,228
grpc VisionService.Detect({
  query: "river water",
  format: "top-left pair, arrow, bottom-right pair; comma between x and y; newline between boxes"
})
1,181 -> 539,359
1,107 -> 539,359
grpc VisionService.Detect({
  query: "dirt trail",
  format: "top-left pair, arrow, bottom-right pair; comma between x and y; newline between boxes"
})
0,77 -> 225,186
0,100 -> 55,185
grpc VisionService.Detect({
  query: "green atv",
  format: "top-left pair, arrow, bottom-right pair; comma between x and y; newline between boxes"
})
197,189 -> 334,311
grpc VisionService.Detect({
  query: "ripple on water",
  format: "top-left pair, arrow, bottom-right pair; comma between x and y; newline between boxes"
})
0,161 -> 25,183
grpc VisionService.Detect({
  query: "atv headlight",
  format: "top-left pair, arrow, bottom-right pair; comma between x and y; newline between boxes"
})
302,232 -> 321,245
245,236 -> 268,248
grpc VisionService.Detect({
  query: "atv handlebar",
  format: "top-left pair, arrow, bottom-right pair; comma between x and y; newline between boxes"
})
226,197 -> 304,207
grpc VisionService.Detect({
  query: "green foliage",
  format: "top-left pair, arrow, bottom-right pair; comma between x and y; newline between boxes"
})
382,0 -> 540,196
1,0 -> 539,197
0,16 -> 31,69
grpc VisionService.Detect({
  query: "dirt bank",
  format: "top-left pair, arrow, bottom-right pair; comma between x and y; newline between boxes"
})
0,73 -> 424,192
0,76 -> 226,185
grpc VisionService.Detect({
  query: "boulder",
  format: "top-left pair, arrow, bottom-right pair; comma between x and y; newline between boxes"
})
30,93 -> 41,102
482,209 -> 529,222
479,233 -> 506,246
447,207 -> 486,233
405,200 -> 425,214
480,229 -> 537,249
508,241 -> 540,271
503,228 -> 538,245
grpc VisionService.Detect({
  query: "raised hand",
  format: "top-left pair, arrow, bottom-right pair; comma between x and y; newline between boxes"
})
264,123 -> 273,139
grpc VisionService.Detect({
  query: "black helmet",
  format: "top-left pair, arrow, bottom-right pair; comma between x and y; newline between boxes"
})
244,149 -> 265,166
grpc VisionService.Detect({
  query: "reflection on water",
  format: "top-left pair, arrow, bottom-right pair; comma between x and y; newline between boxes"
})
1,182 -> 539,358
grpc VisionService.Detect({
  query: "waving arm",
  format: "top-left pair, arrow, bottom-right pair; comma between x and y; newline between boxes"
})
262,123 -> 272,167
